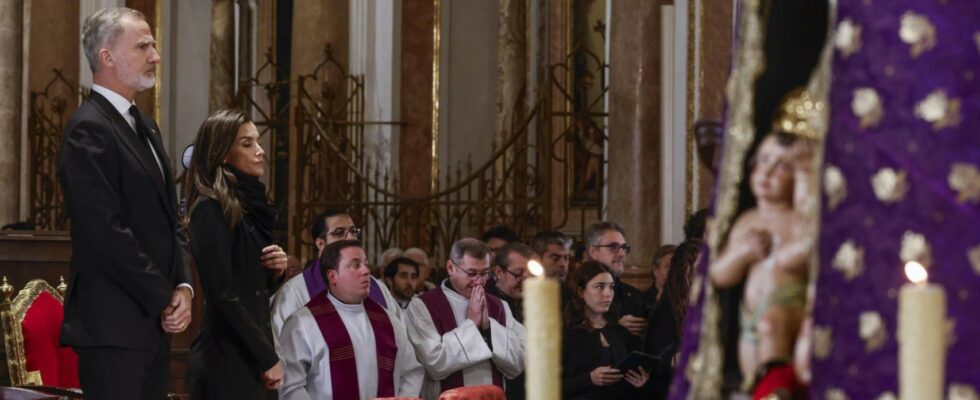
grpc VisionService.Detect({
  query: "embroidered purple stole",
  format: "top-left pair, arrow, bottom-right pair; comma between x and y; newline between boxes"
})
307,295 -> 398,399
418,286 -> 507,392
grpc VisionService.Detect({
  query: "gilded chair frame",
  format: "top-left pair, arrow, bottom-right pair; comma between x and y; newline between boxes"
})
1,279 -> 66,386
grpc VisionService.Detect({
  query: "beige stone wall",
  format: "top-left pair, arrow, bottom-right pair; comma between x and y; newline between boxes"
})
0,0 -> 24,226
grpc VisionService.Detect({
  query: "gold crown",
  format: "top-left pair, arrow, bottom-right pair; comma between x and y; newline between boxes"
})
772,87 -> 823,139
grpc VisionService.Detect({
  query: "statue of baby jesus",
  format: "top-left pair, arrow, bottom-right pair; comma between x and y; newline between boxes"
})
710,126 -> 817,398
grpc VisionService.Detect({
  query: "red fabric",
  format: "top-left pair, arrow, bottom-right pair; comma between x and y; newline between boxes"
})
438,385 -> 506,400
21,291 -> 80,388
752,364 -> 806,400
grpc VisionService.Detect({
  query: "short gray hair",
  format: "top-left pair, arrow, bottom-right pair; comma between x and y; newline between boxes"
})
449,238 -> 492,264
584,221 -> 626,247
82,7 -> 145,73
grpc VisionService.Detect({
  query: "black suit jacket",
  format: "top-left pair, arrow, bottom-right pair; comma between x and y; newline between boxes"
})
58,91 -> 191,351
562,323 -> 640,399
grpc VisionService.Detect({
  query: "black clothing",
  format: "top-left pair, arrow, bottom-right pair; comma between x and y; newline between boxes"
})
75,339 -> 170,400
59,91 -> 191,399
562,322 -> 642,399
609,278 -> 650,324
187,198 -> 280,399
484,284 -> 525,400
641,295 -> 682,400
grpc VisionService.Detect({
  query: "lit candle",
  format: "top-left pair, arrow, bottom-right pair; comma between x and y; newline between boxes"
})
524,259 -> 561,400
898,261 -> 946,400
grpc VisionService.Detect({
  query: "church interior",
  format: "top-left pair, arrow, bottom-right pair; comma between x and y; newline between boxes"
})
0,0 -> 976,399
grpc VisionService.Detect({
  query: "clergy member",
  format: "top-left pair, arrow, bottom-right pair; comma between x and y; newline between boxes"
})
271,210 -> 401,342
279,240 -> 424,399
406,238 -> 526,399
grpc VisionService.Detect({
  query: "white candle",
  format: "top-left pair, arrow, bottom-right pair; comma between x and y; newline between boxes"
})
898,261 -> 946,400
524,260 -> 561,400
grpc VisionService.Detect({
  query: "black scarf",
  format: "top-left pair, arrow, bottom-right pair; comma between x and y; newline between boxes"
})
228,166 -> 277,244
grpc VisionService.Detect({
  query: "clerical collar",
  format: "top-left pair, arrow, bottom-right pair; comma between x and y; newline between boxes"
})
442,280 -> 468,301
327,292 -> 365,314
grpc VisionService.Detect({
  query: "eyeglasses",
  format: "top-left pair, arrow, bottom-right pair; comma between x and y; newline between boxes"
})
594,242 -> 632,254
450,259 -> 493,279
498,266 -> 526,279
325,226 -> 361,239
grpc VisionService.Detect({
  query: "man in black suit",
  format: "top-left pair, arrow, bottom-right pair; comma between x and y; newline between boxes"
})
58,7 -> 192,399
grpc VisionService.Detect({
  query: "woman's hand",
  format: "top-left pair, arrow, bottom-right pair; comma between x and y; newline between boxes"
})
624,366 -> 650,388
261,245 -> 289,277
590,366 -> 624,386
261,361 -> 284,390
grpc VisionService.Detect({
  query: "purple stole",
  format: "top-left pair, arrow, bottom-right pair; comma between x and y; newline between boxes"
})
418,286 -> 507,392
306,294 -> 398,399
304,259 -> 389,309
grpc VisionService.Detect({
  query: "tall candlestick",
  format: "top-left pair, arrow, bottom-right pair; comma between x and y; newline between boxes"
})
898,261 -> 946,400
524,260 -> 561,400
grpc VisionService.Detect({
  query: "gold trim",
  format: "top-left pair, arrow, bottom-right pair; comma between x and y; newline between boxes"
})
685,0 -> 700,217
431,0 -> 442,192
1,279 -> 65,386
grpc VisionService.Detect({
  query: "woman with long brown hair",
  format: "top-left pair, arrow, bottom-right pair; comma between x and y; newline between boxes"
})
185,109 -> 288,399
561,261 -> 649,399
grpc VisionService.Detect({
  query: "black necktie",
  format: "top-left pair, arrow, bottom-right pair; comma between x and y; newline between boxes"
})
128,105 -> 164,183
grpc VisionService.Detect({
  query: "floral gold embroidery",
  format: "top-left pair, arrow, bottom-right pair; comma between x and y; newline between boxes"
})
949,383 -> 979,400
827,388 -> 850,400
949,163 -> 980,204
833,240 -> 864,280
900,231 -> 933,268
825,165 -> 847,209
969,245 -> 980,276
900,12 -> 936,58
871,168 -> 909,203
915,90 -> 962,130
813,325 -> 832,360
835,19 -> 862,58
852,88 -> 884,128
859,311 -> 887,352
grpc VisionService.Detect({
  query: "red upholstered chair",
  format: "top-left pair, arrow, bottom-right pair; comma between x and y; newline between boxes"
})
375,397 -> 422,400
438,385 -> 506,400
1,277 -> 80,388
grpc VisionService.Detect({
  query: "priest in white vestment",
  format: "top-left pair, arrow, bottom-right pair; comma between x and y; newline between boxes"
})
279,240 -> 423,400
406,238 -> 526,400
271,211 -> 401,345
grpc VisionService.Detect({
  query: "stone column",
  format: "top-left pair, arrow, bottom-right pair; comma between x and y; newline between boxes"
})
0,0 -> 23,226
496,0 -> 528,149
209,0 -> 235,111
398,0 -> 435,198
695,0 -> 734,207
607,0 -> 665,266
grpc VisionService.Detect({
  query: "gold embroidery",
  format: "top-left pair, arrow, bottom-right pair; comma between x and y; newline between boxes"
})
833,240 -> 864,280
876,392 -> 896,400
813,325 -> 832,360
969,244 -> 980,276
826,388 -> 850,400
949,163 -> 980,204
900,12 -> 936,58
974,32 -> 980,55
900,231 -> 933,268
915,90 -> 962,130
871,168 -> 909,203
946,319 -> 957,348
835,18 -> 862,57
824,165 -> 847,210
772,89 -> 824,139
949,383 -> 979,400
852,88 -> 884,128
689,274 -> 703,306
859,311 -> 887,352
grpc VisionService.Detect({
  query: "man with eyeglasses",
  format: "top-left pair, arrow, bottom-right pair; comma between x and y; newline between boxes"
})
406,238 -> 526,399
486,242 -> 536,400
584,221 -> 649,336
271,209 -> 401,346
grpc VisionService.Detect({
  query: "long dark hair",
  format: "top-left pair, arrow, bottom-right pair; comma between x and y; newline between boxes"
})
563,261 -> 614,329
185,109 -> 251,227
663,239 -> 700,336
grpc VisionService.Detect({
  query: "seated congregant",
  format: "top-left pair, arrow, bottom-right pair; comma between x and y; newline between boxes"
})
405,247 -> 439,293
486,242 -> 535,400
529,230 -> 572,282
562,261 -> 649,399
645,244 -> 677,305
406,238 -> 526,399
584,222 -> 649,336
384,256 -> 421,311
279,240 -> 424,399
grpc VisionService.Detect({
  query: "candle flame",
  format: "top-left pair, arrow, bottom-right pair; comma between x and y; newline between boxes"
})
905,261 -> 928,284
528,259 -> 544,277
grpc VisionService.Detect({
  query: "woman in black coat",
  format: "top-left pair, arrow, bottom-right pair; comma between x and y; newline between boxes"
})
562,261 -> 650,399
185,109 -> 289,399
